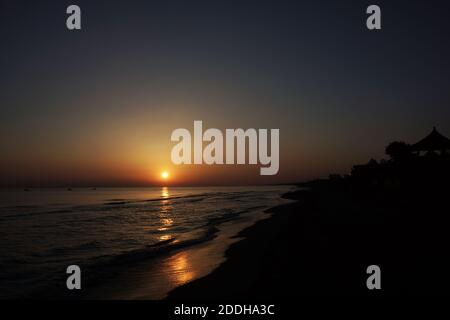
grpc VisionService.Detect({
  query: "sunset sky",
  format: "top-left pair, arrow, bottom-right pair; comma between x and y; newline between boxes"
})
1,0 -> 450,187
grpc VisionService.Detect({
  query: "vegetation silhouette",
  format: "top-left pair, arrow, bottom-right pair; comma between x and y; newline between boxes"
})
298,126 -> 450,294
169,127 -> 450,298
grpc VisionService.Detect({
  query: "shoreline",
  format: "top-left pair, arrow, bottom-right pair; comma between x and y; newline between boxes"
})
167,182 -> 450,298
81,194 -> 292,299
1,186 -> 292,299
167,189 -> 305,300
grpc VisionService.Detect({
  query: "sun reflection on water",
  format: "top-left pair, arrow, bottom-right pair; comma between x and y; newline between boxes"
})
161,187 -> 169,199
157,188 -> 194,284
159,234 -> 173,241
166,251 -> 195,285
158,187 -> 174,241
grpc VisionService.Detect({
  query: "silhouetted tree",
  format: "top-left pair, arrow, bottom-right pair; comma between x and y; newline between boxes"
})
329,174 -> 342,180
385,141 -> 411,162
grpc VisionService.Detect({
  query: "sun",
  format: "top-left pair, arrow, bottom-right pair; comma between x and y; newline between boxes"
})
161,171 -> 169,180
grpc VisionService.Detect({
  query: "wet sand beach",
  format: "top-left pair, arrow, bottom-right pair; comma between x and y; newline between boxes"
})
168,184 -> 450,298
83,208 -> 283,299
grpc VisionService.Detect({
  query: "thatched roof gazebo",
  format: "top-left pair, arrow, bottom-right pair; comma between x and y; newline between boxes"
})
411,127 -> 450,154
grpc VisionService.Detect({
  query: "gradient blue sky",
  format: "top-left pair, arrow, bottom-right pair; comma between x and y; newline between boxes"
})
1,0 -> 450,186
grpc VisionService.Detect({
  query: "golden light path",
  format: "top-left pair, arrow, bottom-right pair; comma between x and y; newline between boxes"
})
86,186 -> 245,299
156,186 -> 194,285
158,187 -> 174,242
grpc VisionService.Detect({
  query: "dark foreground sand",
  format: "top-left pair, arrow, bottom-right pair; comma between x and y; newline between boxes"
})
168,185 -> 449,299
